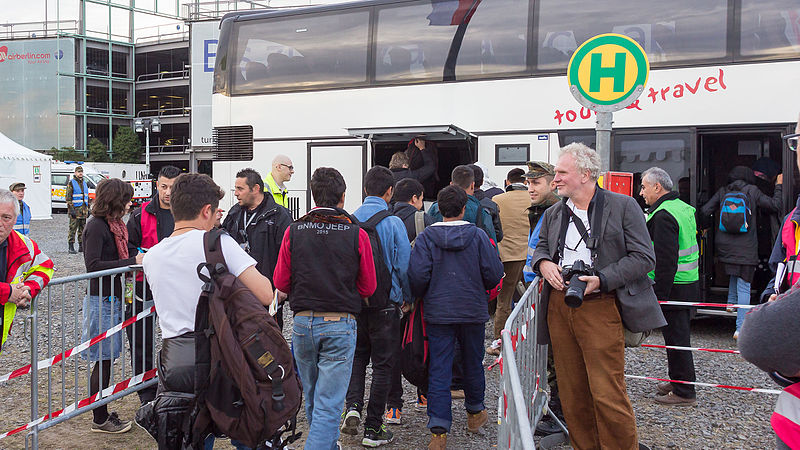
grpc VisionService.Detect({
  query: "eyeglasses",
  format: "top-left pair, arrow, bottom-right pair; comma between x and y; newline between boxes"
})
280,164 -> 294,171
785,133 -> 799,152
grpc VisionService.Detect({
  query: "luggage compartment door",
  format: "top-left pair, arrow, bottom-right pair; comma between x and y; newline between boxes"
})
307,142 -> 367,213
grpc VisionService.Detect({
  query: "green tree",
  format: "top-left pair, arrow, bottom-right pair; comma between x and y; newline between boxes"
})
51,146 -> 85,162
87,138 -> 109,162
112,126 -> 142,163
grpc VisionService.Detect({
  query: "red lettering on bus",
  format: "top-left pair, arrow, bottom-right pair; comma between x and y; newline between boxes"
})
685,78 -> 701,95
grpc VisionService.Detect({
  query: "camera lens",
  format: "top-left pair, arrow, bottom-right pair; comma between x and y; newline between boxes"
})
564,274 -> 586,308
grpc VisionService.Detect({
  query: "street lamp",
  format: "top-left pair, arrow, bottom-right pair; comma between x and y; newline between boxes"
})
134,117 -> 161,176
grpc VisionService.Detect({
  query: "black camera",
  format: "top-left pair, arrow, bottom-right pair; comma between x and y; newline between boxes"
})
562,260 -> 594,308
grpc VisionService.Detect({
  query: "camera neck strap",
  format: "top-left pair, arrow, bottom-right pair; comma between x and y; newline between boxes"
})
556,189 -> 605,265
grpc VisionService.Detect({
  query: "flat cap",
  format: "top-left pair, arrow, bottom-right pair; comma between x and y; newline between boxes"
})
9,182 -> 26,191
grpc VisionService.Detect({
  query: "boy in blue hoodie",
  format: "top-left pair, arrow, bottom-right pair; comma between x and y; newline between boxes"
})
409,185 -> 504,450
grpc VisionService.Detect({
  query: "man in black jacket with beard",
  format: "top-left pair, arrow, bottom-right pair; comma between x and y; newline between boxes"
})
223,168 -> 293,330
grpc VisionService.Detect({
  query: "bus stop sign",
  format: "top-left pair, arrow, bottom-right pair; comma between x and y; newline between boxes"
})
567,33 -> 649,112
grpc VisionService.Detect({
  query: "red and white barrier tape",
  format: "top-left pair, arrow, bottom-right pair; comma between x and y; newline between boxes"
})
0,368 -> 158,440
625,374 -> 781,395
640,343 -> 740,355
657,300 -> 756,309
0,305 -> 156,385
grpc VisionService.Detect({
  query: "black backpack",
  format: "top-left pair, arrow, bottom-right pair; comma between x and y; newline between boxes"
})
401,300 -> 428,388
359,210 -> 393,310
188,230 -> 302,449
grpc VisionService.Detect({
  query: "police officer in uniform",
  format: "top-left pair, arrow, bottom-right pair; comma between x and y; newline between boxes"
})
66,166 -> 89,254
640,167 -> 699,406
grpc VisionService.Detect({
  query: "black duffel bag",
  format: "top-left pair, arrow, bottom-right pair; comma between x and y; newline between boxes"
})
136,333 -> 197,449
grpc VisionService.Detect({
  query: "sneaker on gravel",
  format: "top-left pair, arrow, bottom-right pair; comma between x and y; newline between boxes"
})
415,394 -> 428,409
654,391 -> 697,406
656,381 -> 673,396
91,412 -> 132,434
341,409 -> 361,435
385,407 -> 402,424
362,424 -> 394,447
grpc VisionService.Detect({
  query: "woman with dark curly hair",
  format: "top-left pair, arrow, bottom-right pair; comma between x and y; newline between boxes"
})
81,178 -> 142,433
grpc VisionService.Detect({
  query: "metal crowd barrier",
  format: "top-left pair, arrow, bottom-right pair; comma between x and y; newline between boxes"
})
20,266 -> 159,449
497,278 -> 550,450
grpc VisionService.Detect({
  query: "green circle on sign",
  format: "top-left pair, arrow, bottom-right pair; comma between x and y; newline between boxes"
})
567,33 -> 649,107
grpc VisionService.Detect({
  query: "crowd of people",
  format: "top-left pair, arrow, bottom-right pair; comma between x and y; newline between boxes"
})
1,125 -> 800,449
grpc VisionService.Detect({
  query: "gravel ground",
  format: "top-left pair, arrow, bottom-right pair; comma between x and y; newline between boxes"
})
0,214 -> 781,449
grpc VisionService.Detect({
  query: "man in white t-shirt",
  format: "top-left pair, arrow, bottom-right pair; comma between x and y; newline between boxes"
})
142,173 -> 272,448
531,143 -> 665,450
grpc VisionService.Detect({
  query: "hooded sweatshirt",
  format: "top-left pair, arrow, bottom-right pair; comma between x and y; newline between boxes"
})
408,221 -> 504,324
700,166 -> 782,266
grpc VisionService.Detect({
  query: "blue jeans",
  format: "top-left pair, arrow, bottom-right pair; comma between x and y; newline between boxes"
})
426,322 -> 486,432
292,314 -> 357,450
728,276 -> 751,331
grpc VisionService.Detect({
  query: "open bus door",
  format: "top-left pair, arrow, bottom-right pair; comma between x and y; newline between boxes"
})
696,127 -> 795,313
347,125 -> 477,199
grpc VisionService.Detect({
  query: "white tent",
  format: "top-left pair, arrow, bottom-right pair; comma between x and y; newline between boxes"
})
0,132 -> 52,220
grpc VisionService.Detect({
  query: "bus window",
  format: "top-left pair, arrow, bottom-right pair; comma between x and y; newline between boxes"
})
375,1 -> 459,82
455,0 -> 529,77
558,130 -> 596,150
613,132 -> 691,188
232,10 -> 370,93
537,0 -> 728,71
740,0 -> 800,59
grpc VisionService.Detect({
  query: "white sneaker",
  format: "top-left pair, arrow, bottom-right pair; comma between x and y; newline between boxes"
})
733,330 -> 739,340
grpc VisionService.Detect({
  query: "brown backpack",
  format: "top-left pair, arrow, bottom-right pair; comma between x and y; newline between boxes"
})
189,230 -> 301,449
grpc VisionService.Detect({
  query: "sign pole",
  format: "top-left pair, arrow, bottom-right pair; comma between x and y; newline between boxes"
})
596,111 -> 613,173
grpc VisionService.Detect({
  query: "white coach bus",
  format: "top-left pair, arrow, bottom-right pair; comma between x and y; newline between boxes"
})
211,0 -> 800,304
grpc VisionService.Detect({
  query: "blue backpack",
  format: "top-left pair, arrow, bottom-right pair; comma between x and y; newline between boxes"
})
719,191 -> 751,234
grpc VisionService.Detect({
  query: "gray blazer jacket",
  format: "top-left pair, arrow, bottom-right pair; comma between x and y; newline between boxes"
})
531,188 -> 667,343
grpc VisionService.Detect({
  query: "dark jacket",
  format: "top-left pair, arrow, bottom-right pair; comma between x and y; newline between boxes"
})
274,207 -> 377,315
700,170 -> 782,266
646,191 -> 699,307
478,196 -> 503,243
83,216 -> 136,297
428,194 -> 498,243
475,187 -> 504,200
531,188 -> 667,343
127,195 -> 175,256
222,194 -> 293,284
391,165 -> 436,187
406,143 -> 439,199
392,202 -> 435,243
409,222 -> 504,324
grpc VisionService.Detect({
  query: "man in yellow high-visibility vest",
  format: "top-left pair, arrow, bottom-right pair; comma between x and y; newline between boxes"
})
0,189 -> 54,354
641,167 -> 699,407
264,155 -> 294,209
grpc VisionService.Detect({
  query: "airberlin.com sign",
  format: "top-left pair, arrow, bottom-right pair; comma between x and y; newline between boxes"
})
0,45 -> 62,64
